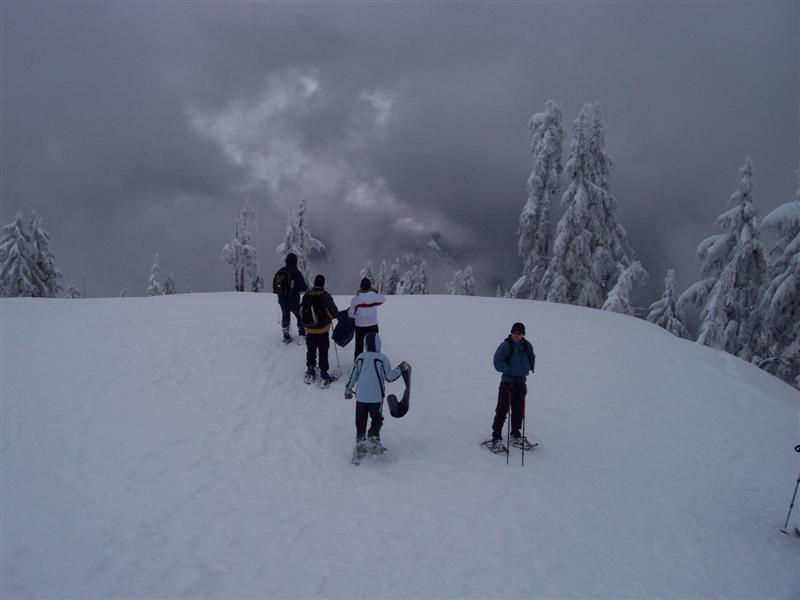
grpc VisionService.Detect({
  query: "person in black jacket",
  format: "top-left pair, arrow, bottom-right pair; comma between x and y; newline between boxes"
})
274,253 -> 308,343
301,274 -> 339,383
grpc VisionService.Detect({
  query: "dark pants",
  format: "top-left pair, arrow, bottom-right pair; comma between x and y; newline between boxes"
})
281,304 -> 305,335
306,332 -> 330,372
492,380 -> 527,440
355,401 -> 383,438
354,324 -> 380,360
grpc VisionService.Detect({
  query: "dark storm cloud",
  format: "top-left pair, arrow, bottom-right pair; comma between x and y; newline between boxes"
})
1,1 -> 797,300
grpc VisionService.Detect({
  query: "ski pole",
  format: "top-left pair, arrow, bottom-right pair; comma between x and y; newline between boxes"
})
506,393 -> 511,466
521,410 -> 526,468
781,472 -> 800,534
780,445 -> 800,534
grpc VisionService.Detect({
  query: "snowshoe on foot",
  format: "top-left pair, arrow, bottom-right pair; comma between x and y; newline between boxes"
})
319,371 -> 338,389
509,435 -> 538,451
368,435 -> 385,455
304,368 -> 316,385
481,439 -> 507,454
352,437 -> 368,464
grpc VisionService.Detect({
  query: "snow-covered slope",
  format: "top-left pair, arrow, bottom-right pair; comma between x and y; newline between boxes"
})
2,293 -> 798,598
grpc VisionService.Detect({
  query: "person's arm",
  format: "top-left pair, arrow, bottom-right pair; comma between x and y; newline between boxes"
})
296,272 -> 308,294
347,295 -> 358,318
345,358 -> 362,398
381,355 -> 403,382
493,342 -> 510,375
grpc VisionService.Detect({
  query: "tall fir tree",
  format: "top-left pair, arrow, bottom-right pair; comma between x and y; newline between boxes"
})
0,212 -> 34,297
646,269 -> 690,338
512,101 -> 564,300
448,265 -> 477,296
360,260 -> 375,284
275,199 -> 325,281
540,102 -> 644,308
28,212 -> 63,297
221,199 -> 259,292
146,253 -> 163,296
375,260 -> 388,293
602,261 -> 648,315
385,259 -> 401,295
756,181 -> 800,386
678,159 -> 767,361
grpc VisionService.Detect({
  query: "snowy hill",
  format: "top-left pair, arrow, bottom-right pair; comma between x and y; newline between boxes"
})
2,293 -> 798,598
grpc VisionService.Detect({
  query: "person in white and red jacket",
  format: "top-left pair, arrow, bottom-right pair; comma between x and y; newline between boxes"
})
347,277 -> 385,361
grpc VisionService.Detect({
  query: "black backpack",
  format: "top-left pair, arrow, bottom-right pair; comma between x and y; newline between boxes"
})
272,268 -> 293,296
301,292 -> 327,328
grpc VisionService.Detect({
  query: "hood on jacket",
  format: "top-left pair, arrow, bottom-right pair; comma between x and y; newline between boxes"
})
365,332 -> 381,353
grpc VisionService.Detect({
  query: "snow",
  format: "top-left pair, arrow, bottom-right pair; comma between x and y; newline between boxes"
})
2,293 -> 799,598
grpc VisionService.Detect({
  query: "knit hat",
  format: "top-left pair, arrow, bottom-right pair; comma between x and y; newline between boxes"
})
511,322 -> 526,335
285,253 -> 298,268
314,274 -> 325,288
360,277 -> 372,291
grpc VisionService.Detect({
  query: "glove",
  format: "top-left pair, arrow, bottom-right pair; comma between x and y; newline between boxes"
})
345,391 -> 353,400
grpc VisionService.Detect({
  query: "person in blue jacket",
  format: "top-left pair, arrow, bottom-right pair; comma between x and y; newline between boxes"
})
273,253 -> 308,343
489,322 -> 536,451
344,332 -> 407,450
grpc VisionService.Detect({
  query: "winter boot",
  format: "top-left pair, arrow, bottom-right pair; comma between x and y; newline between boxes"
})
282,328 -> 292,343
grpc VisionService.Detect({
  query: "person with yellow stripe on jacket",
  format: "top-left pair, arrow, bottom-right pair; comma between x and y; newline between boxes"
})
301,275 -> 339,383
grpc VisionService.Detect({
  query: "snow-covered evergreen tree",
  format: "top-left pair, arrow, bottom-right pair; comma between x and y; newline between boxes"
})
28,212 -> 63,298
646,269 -> 690,338
513,101 -> 564,300
385,259 -> 401,295
540,102 -> 644,308
448,265 -> 476,296
65,283 -> 82,299
678,159 -> 767,361
360,260 -> 375,283
0,211 -> 62,298
398,261 -> 429,295
757,182 -> 800,386
376,260 -> 388,294
461,266 -> 476,296
447,270 -> 464,295
162,272 -> 176,295
602,261 -> 648,316
146,253 -> 163,297
275,199 -> 325,281
221,199 -> 259,292
0,212 -> 34,297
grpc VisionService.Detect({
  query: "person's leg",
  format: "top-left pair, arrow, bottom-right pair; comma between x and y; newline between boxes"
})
355,402 -> 369,438
366,403 -> 384,438
354,327 -> 365,361
291,305 -> 305,336
491,382 -> 511,440
510,383 -> 526,438
319,333 -> 330,374
306,334 -> 318,371
281,305 -> 292,339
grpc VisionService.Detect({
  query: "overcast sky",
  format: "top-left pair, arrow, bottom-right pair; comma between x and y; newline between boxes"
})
2,1 -> 798,302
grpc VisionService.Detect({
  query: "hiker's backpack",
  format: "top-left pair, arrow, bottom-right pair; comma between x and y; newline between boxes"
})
301,292 -> 327,328
272,268 -> 292,296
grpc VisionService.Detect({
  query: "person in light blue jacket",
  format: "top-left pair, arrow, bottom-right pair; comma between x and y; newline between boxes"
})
345,332 -> 406,448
